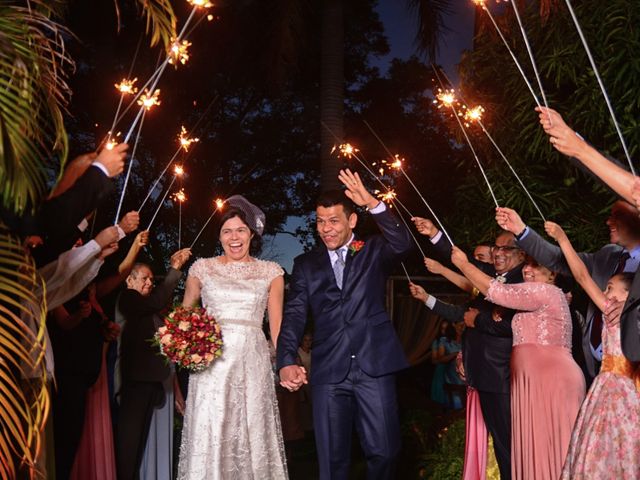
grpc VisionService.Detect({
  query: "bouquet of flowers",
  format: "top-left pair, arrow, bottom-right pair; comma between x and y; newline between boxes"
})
154,306 -> 223,372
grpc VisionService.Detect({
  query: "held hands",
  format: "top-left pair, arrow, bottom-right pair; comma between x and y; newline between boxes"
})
495,207 -> 525,235
464,307 -> 479,328
279,365 -> 308,392
544,221 -> 568,243
338,169 -> 378,209
94,226 -> 120,249
536,107 -> 587,158
408,282 -> 428,303
450,246 -> 468,268
170,248 -> 192,270
134,230 -> 150,248
412,217 -> 439,238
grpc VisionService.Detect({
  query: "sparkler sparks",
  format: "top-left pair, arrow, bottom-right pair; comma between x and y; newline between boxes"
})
187,0 -> 213,8
333,143 -> 360,159
178,126 -> 200,152
174,164 -> 185,176
173,189 -> 187,203
464,105 -> 485,126
435,89 -> 457,108
168,38 -> 192,65
376,189 -> 397,205
215,198 -> 225,209
115,78 -> 138,95
137,89 -> 161,111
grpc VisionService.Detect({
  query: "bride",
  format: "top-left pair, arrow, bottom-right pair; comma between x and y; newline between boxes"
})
177,195 -> 288,479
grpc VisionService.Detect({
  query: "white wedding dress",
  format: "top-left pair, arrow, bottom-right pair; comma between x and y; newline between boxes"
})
177,257 -> 288,480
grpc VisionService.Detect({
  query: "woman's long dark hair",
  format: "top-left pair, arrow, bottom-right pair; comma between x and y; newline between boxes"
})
218,207 -> 263,256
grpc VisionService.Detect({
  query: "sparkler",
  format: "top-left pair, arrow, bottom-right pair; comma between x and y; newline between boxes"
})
173,188 -> 187,248
508,0 -> 550,112
400,262 -> 412,283
122,89 -> 160,144
146,165 -> 185,231
106,78 -> 138,146
434,88 -> 500,209
472,0 -> 541,107
168,38 -> 192,66
435,67 -> 547,220
189,198 -> 226,248
113,111 -> 147,224
362,120 -> 456,246
138,125 -> 199,211
561,0 -> 635,175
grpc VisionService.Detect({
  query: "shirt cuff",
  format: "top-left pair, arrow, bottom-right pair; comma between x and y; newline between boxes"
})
516,226 -> 530,241
425,295 -> 436,310
116,225 -> 126,240
368,201 -> 386,214
91,161 -> 109,177
430,231 -> 443,244
77,218 -> 89,232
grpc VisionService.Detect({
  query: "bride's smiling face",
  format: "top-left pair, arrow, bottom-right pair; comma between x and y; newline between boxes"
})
220,215 -> 253,262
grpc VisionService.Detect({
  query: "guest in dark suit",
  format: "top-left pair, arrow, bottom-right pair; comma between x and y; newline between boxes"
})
277,169 -> 413,480
536,106 -> 640,362
495,204 -> 640,383
411,222 -> 524,480
115,248 -> 191,480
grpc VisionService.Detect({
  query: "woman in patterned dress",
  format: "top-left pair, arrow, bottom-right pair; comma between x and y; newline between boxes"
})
177,196 -> 288,480
546,221 -> 640,479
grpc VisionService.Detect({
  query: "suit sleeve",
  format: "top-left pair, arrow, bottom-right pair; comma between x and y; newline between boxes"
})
118,268 -> 182,317
371,208 -> 414,260
276,257 -> 310,370
621,270 -> 640,362
518,226 -> 596,276
431,298 -> 465,323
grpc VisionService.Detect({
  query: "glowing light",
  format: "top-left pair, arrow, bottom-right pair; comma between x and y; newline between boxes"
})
174,164 -> 185,176
137,89 -> 161,111
435,89 -> 457,108
377,189 -> 397,205
178,126 -> 200,152
187,0 -> 213,8
115,78 -> 138,95
173,189 -> 187,203
471,0 -> 486,6
333,143 -> 359,159
215,198 -> 225,209
168,38 -> 192,65
464,105 -> 485,126
105,140 -> 117,150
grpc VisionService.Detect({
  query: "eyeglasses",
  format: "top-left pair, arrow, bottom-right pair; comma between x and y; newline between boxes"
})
492,245 -> 521,253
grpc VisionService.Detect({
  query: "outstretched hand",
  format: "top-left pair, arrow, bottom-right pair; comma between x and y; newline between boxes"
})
424,257 -> 444,275
544,221 -> 567,243
279,365 -> 307,392
536,106 -> 587,158
338,169 -> 378,209
412,217 -> 439,238
408,282 -> 428,303
495,207 -> 525,235
450,246 -> 468,268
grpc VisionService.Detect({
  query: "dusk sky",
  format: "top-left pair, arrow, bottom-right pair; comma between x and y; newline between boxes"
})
264,1 -> 476,273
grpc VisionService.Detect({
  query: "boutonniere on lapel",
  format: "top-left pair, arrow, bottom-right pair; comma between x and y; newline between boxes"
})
348,240 -> 365,256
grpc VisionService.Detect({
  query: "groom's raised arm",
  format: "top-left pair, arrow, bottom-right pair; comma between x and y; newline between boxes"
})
370,205 -> 413,260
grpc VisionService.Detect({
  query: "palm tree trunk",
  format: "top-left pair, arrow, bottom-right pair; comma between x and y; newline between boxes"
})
320,0 -> 344,190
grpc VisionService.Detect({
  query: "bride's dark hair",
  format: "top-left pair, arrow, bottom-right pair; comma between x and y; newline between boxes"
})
218,207 -> 263,255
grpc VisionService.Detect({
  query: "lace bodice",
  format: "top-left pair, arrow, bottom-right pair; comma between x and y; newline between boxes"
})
486,280 -> 572,349
189,257 -> 283,328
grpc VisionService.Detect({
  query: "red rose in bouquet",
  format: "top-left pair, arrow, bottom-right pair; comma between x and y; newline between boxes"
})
154,306 -> 223,372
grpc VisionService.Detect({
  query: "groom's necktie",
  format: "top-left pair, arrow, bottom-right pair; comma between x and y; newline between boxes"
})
333,248 -> 346,289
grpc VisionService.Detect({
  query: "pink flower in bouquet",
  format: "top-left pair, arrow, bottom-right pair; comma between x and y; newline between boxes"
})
178,321 -> 191,331
191,354 -> 202,364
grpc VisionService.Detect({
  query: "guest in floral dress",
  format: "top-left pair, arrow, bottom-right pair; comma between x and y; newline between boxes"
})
451,246 -> 585,480
546,221 -> 640,479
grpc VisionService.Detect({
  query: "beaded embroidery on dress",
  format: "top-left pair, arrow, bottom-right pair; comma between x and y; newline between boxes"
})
177,257 -> 288,480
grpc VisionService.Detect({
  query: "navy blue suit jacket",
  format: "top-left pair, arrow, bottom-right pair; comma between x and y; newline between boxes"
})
276,208 -> 413,385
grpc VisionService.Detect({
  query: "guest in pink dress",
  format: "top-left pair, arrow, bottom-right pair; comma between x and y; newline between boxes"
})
545,221 -> 640,479
451,246 -> 586,480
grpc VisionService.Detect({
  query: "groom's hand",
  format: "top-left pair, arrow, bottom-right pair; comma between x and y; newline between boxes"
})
338,169 -> 379,210
279,365 -> 307,392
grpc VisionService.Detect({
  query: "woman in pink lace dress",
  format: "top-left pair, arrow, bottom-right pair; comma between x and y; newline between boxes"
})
546,222 -> 640,479
451,246 -> 585,480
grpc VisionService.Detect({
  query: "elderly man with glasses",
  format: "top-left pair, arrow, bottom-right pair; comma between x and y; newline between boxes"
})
411,219 -> 525,480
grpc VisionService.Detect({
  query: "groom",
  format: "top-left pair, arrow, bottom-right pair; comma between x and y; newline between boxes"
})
277,169 -> 413,479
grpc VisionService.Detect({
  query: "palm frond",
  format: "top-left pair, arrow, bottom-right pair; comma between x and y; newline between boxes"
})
0,226 -> 49,479
0,5 -> 73,215
406,0 -> 453,63
136,0 -> 178,49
